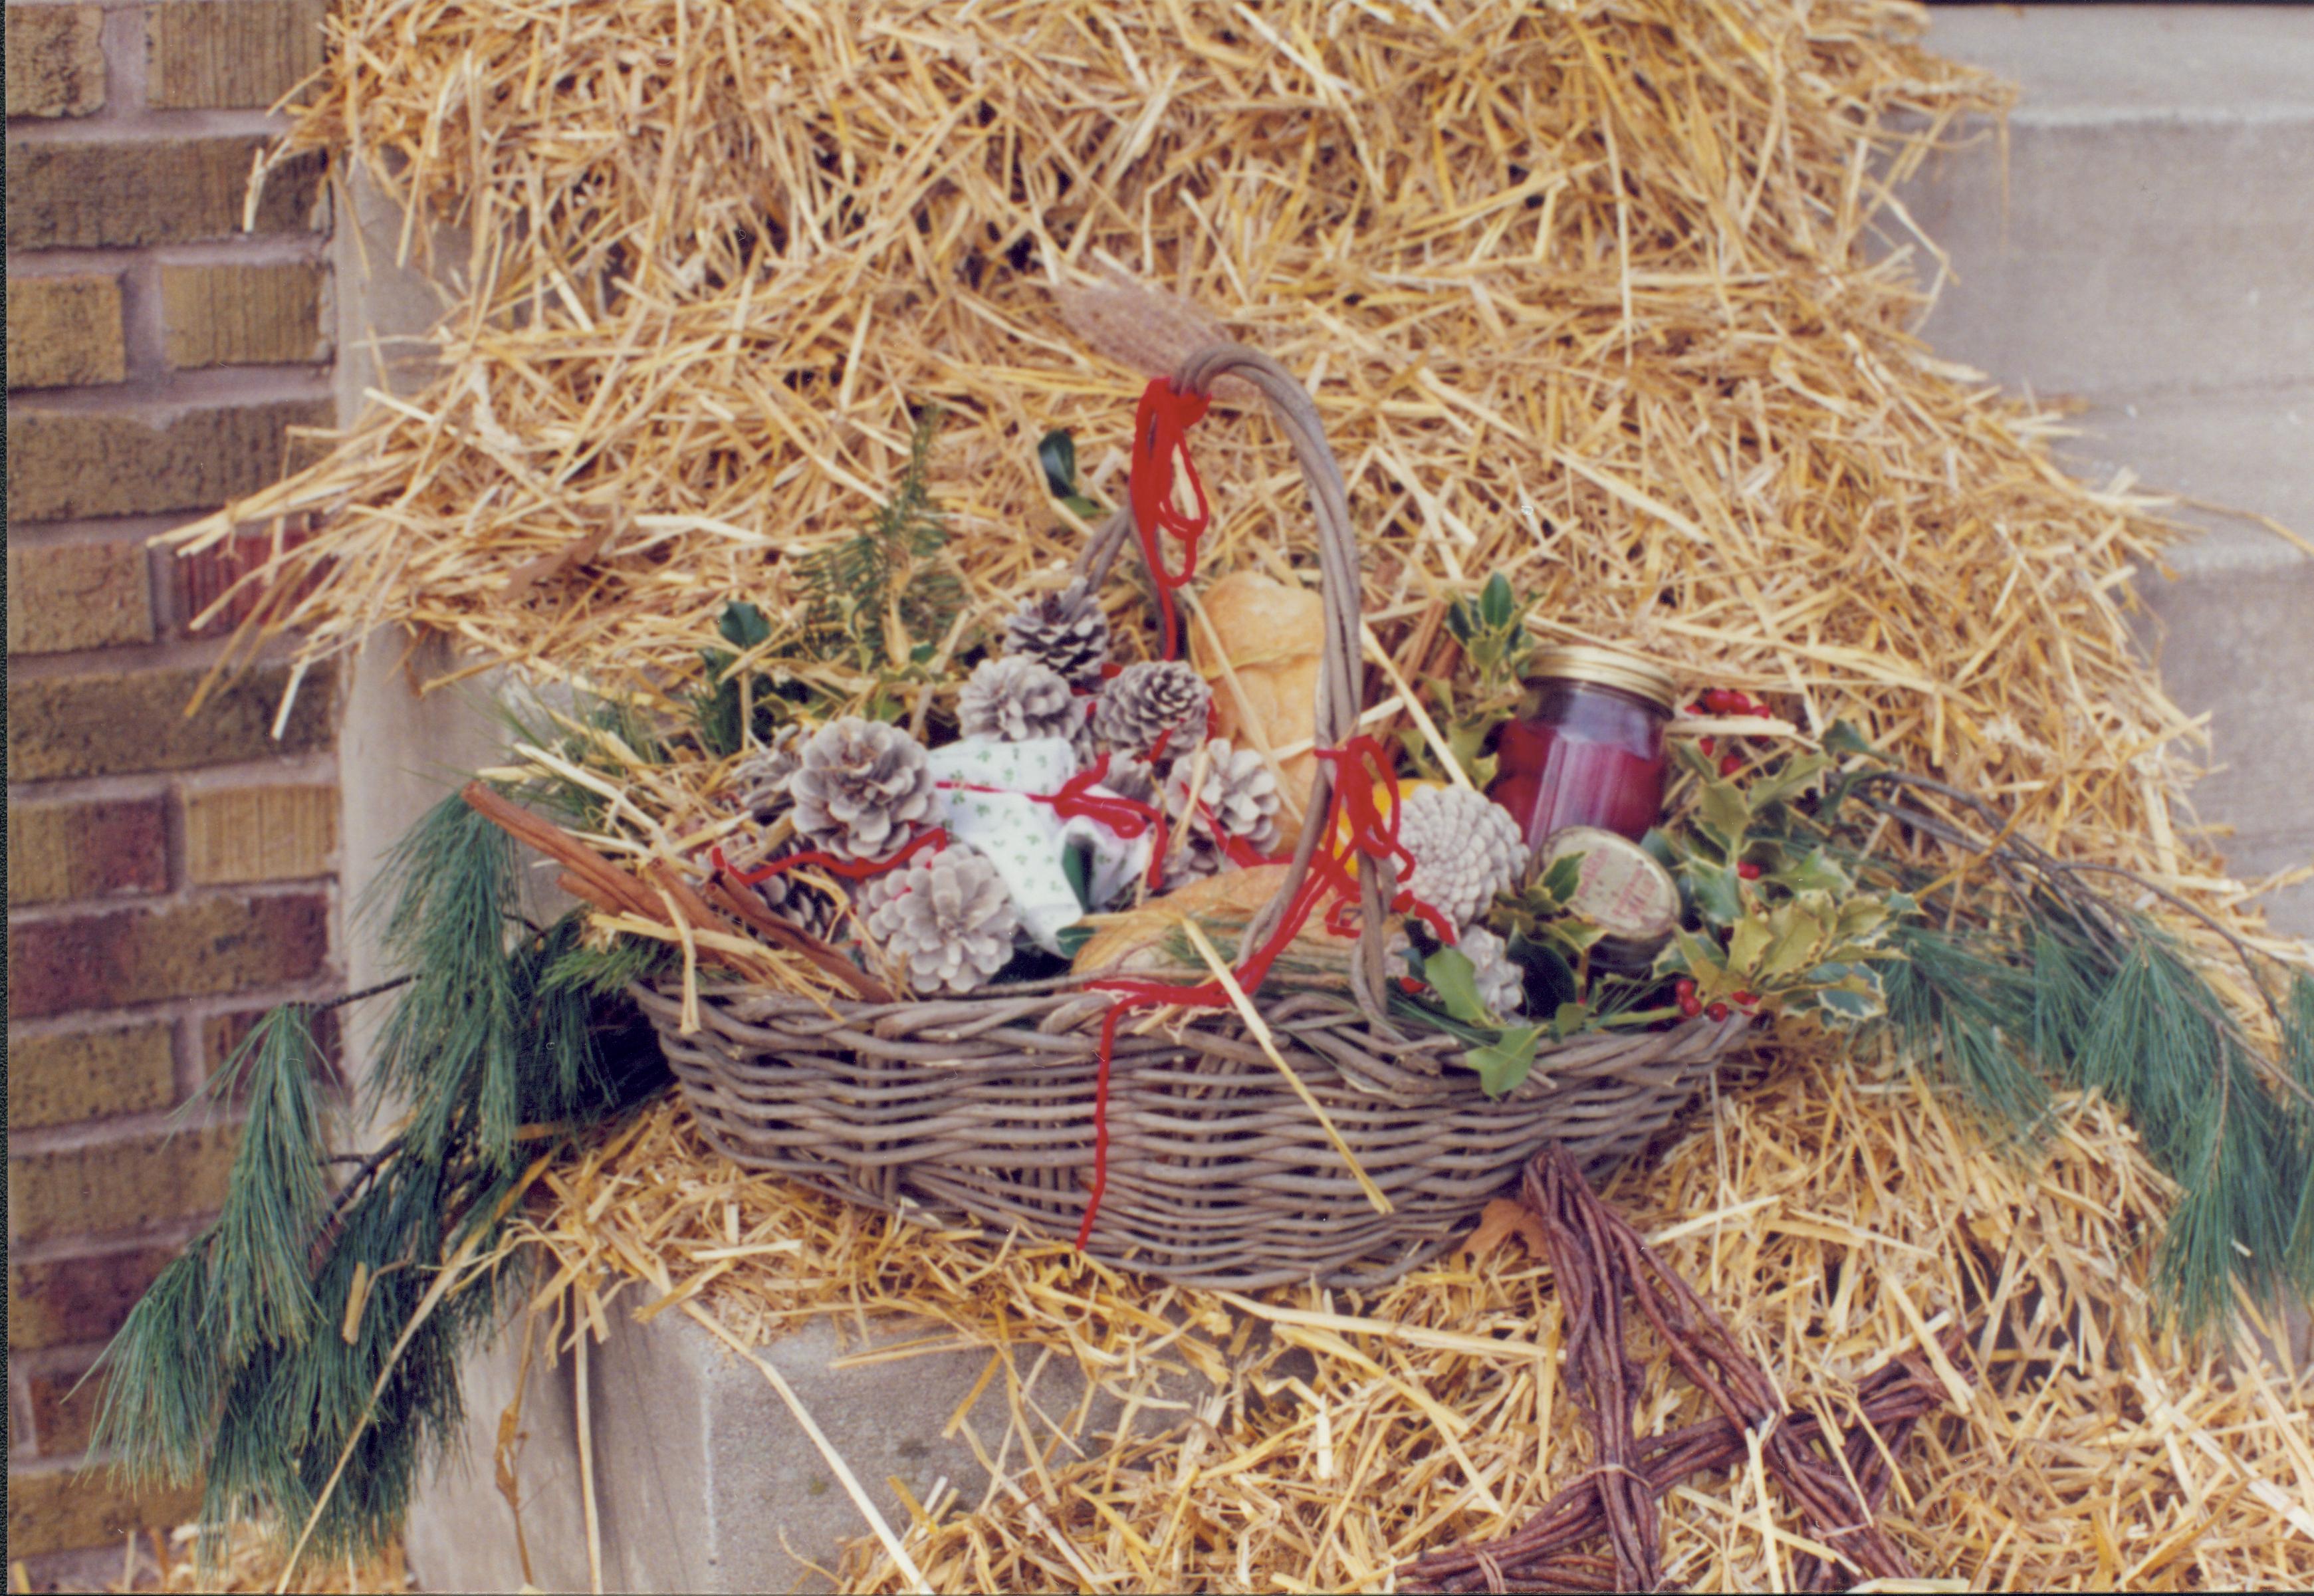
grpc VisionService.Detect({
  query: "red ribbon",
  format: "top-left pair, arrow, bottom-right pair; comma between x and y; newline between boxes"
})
1127,377 -> 1212,661
711,826 -> 948,887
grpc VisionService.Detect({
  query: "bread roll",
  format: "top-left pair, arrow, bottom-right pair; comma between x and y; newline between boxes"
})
1190,572 -> 1326,840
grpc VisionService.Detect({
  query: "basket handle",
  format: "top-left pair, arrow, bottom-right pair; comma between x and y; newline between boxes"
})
1078,344 -> 1397,1020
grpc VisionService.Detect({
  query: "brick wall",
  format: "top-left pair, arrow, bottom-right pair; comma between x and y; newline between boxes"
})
5,0 -> 340,1570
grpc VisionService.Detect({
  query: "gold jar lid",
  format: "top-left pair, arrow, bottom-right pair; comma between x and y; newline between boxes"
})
1529,643 -> 1678,712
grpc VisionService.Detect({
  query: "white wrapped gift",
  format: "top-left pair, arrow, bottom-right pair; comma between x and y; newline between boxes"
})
925,736 -> 1153,953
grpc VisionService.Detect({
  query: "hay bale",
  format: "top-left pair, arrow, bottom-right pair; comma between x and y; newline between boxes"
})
150,1 -> 2314,1588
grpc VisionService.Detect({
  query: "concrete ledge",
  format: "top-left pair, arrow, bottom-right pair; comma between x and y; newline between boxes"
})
408,1294 -> 1207,1593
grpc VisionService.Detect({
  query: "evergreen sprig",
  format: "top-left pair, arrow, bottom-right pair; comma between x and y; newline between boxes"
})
90,793 -> 671,1570
1805,740 -> 2314,1334
796,407 -> 960,671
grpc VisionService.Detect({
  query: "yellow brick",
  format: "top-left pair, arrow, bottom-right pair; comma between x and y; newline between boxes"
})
8,1024 -> 177,1129
160,262 -> 328,369
146,0 -> 324,110
183,784 -> 339,884
7,1465 -> 201,1557
6,272 -> 126,390
5,5 -> 105,118
5,542 -> 153,655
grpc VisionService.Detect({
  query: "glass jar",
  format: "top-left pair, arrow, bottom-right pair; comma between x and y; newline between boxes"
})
1488,643 -> 1677,852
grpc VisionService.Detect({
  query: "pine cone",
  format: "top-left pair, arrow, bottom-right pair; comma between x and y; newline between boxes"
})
1167,740 -> 1282,854
1397,786 -> 1525,929
1099,755 -> 1161,810
1004,582 -> 1110,689
739,840 -> 844,943
860,846 -> 1020,994
1458,923 -> 1526,1017
958,655 -> 1080,744
729,728 -> 803,820
1094,660 -> 1211,754
789,717 -> 937,861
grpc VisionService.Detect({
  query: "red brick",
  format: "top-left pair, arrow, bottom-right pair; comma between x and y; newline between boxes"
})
9,1246 -> 179,1351
6,398 -> 333,524
8,1123 -> 241,1244
185,784 -> 336,884
164,522 -> 320,635
6,1463 -> 201,1558
6,796 -> 170,907
6,659 -> 337,782
24,1362 -> 104,1456
148,0 -> 325,110
6,272 -> 126,390
4,5 -> 105,118
8,1023 -> 177,1129
204,1003 -> 340,1086
7,893 -> 330,1020
5,542 -> 154,655
5,136 -> 324,251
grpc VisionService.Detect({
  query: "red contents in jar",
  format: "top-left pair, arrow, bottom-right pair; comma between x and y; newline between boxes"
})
1488,675 -> 1669,847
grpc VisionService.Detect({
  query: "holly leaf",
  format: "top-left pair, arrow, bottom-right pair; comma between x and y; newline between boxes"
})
1700,778 -> 1752,852
1037,429 -> 1080,499
1822,720 -> 1878,757
1690,863 -> 1743,927
1760,902 -> 1829,980
1460,1196 -> 1551,1266
1061,837 -> 1094,913
1508,933 -> 1579,1011
1465,1025 -> 1542,1097
1480,572 -> 1516,629
1538,849 -> 1585,907
1550,1002 -> 1590,1040
1056,924 -> 1094,960
1746,751 -> 1831,812
1771,847 -> 1851,896
1726,914 -> 1773,978
1424,947 -> 1492,1025
718,600 -> 772,651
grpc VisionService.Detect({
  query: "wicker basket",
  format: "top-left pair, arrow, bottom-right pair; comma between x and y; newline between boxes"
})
645,346 -> 1750,1290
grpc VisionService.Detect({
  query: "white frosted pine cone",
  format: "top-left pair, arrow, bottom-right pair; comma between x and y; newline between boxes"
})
1093,660 -> 1211,754
1003,582 -> 1111,689
1165,739 -> 1282,854
958,655 -> 1079,744
860,846 -> 1019,995
728,727 -> 803,820
1458,923 -> 1526,1017
1098,755 -> 1161,810
788,717 -> 936,861
1397,786 -> 1525,928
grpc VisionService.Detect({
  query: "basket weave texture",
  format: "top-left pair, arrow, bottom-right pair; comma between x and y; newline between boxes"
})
647,346 -> 1750,1288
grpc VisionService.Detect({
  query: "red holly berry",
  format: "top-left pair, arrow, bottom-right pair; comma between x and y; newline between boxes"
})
1702,687 -> 1740,713
1674,976 -> 1696,1001
1688,701 -> 1712,718
1738,696 -> 1768,717
1698,736 -> 1716,756
1397,976 -> 1425,996
1736,861 -> 1762,881
1706,1001 -> 1730,1022
1678,994 -> 1704,1018
1732,990 -> 1758,1008
1719,752 -> 1744,777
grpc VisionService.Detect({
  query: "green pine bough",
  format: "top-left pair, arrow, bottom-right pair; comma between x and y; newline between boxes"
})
90,795 -> 673,1574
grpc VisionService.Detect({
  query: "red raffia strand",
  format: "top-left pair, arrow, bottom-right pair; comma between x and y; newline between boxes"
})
1401,1145 -> 1970,1593
1076,734 -> 1439,1247
1126,376 -> 1212,660
711,826 -> 948,887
